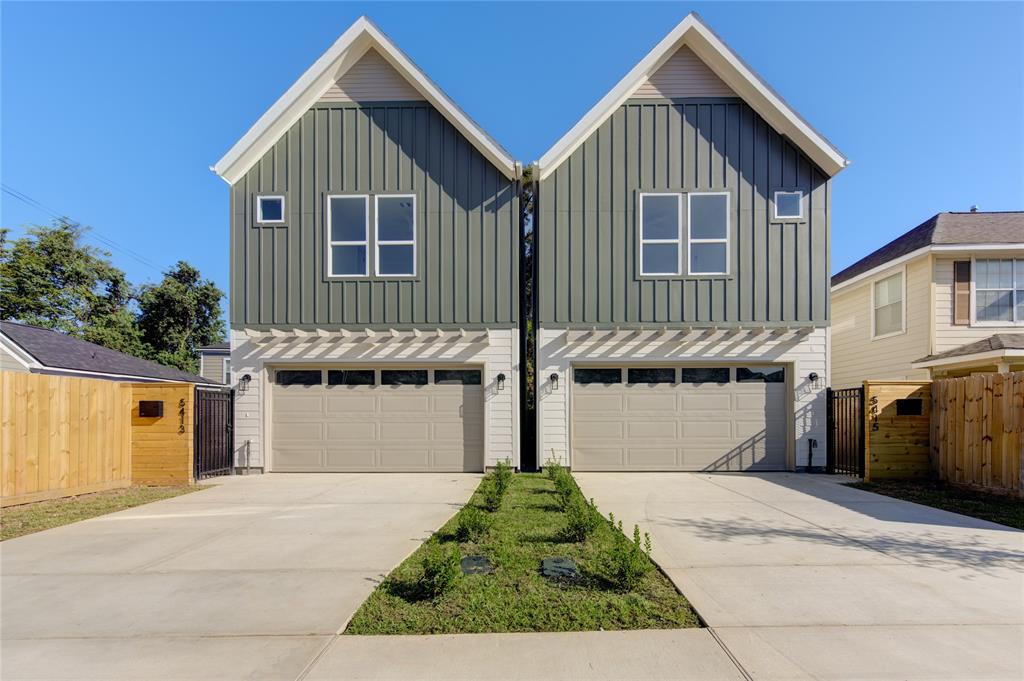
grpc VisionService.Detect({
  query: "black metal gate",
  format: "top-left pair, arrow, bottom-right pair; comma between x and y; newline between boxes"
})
826,387 -> 865,477
194,387 -> 234,479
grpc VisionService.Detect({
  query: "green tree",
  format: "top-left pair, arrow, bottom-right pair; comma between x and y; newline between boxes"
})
0,222 -> 141,354
136,261 -> 225,373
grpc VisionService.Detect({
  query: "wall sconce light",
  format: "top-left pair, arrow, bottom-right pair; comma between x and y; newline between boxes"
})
496,373 -> 506,391
239,374 -> 252,394
808,372 -> 819,383
550,372 -> 560,390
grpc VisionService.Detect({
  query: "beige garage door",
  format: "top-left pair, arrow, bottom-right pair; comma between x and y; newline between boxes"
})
271,367 -> 484,472
572,366 -> 787,471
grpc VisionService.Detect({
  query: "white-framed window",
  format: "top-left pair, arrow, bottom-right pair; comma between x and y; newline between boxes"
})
872,269 -> 905,338
638,193 -> 683,276
374,194 -> 416,277
973,258 -> 1024,325
256,195 -> 285,224
688,192 -> 730,275
326,195 -> 369,277
773,190 -> 803,220
222,358 -> 232,385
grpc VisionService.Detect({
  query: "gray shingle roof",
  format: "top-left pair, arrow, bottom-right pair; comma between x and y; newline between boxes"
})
914,333 -> 1024,365
1,321 -> 212,383
198,342 -> 230,351
832,212 -> 1024,287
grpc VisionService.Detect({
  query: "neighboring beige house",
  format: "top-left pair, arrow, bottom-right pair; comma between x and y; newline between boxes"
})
831,211 -> 1024,388
197,342 -> 230,385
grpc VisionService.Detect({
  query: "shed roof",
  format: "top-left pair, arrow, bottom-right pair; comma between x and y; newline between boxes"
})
914,333 -> 1024,366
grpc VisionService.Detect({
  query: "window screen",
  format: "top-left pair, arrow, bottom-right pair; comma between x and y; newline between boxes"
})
327,370 -> 375,386
275,370 -> 322,386
573,368 -> 622,384
434,369 -> 482,385
381,369 -> 428,385
627,368 -> 676,384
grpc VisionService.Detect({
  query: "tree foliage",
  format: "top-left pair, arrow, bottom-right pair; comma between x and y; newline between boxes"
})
0,222 -> 224,373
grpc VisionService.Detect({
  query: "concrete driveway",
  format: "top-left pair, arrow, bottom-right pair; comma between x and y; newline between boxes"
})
1,473 -> 479,681
576,472 -> 1024,681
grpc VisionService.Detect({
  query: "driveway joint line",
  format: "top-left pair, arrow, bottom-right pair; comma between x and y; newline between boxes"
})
706,626 -> 754,681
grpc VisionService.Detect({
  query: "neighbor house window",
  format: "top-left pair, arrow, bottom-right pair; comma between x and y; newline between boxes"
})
639,194 -> 682,276
222,358 -> 231,385
375,195 -> 416,277
872,271 -> 904,338
256,196 -> 285,224
974,258 -> 1024,324
773,191 -> 803,220
327,195 -> 369,277
688,192 -> 729,275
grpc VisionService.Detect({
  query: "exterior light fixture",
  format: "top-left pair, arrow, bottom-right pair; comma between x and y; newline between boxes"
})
239,374 -> 252,394
808,372 -> 819,383
550,372 -> 560,390
496,373 -> 506,391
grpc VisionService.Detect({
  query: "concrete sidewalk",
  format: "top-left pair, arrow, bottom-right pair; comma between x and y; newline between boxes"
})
577,472 -> 1024,681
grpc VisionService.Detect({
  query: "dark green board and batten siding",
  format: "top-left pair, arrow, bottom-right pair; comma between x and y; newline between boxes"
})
230,101 -> 519,330
537,97 -> 831,327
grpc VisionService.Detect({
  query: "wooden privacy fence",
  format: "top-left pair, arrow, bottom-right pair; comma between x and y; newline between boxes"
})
1,371 -> 133,507
931,372 -> 1023,496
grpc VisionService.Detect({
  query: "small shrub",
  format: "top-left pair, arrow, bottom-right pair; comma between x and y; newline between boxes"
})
563,495 -> 600,542
544,458 -> 564,482
456,505 -> 491,541
480,477 -> 503,512
420,542 -> 461,597
605,518 -> 653,591
494,459 -> 513,497
553,470 -> 575,510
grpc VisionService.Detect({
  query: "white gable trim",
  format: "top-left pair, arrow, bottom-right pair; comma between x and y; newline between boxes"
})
212,16 -> 519,184
535,13 -> 849,181
0,332 -> 40,370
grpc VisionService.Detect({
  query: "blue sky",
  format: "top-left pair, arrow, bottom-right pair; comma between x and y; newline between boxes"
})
3,1 -> 1022,297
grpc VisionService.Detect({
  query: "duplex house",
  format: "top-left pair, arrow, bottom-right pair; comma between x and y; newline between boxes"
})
831,211 -> 1024,387
213,17 -> 521,472
534,14 -> 848,471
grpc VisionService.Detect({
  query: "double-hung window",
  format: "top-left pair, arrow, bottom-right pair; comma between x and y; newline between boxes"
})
974,258 -> 1024,324
639,194 -> 682,276
375,195 -> 416,277
688,192 -> 729,275
327,195 -> 369,277
872,270 -> 904,338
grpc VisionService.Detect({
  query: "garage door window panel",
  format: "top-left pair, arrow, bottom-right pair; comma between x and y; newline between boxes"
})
434,369 -> 482,385
736,366 -> 785,383
275,370 -> 323,386
680,367 -> 730,384
627,368 -> 676,384
381,369 -> 428,385
327,370 -> 375,386
574,368 -> 623,384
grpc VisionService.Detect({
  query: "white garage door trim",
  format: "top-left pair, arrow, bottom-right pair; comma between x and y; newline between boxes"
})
266,363 -> 488,472
568,362 -> 794,471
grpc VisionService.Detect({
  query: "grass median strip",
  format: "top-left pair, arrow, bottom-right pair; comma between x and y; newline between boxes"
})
848,479 -> 1023,530
1,485 -> 201,541
345,470 -> 700,635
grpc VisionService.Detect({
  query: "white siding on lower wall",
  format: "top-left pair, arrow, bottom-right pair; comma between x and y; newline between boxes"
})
230,328 -> 519,471
537,326 -> 828,469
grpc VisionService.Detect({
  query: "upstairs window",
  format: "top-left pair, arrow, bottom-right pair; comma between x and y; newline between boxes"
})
688,193 -> 729,275
873,271 -> 904,338
256,196 -> 285,224
327,195 -> 369,277
639,194 -> 682,276
375,195 -> 416,277
974,258 -> 1024,324
773,191 -> 803,220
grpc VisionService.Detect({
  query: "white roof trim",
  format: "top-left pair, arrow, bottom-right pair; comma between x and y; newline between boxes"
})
534,13 -> 848,181
0,332 -> 39,370
212,16 -> 519,184
912,348 -> 1024,369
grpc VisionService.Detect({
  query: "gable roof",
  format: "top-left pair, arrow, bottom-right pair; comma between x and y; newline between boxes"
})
535,13 -> 849,181
0,321 -> 213,383
832,211 -> 1024,289
212,16 -> 519,184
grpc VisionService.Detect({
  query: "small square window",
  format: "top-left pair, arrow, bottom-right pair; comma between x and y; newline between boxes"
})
773,191 -> 803,220
257,196 -> 285,224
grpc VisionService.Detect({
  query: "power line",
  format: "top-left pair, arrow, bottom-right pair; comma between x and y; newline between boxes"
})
1,183 -> 163,273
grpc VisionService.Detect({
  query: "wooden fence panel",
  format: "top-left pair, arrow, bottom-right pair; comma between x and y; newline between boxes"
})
863,381 -> 932,481
1,371 -> 133,507
931,372 -> 1023,496
131,383 -> 194,486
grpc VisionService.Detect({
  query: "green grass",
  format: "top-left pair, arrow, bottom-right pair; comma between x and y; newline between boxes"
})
345,473 -> 701,635
1,485 -> 201,541
848,479 -> 1024,530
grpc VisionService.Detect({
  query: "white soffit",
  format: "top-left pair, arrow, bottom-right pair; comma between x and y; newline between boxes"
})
535,12 -> 849,181
212,16 -> 519,184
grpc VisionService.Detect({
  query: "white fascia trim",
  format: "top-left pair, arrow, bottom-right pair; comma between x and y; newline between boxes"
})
535,12 -> 848,181
212,16 -> 519,184
911,348 -> 1024,369
31,366 -> 197,383
0,333 -> 40,370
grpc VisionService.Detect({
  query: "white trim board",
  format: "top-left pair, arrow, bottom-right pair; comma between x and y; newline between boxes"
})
534,12 -> 849,181
212,16 -> 519,184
